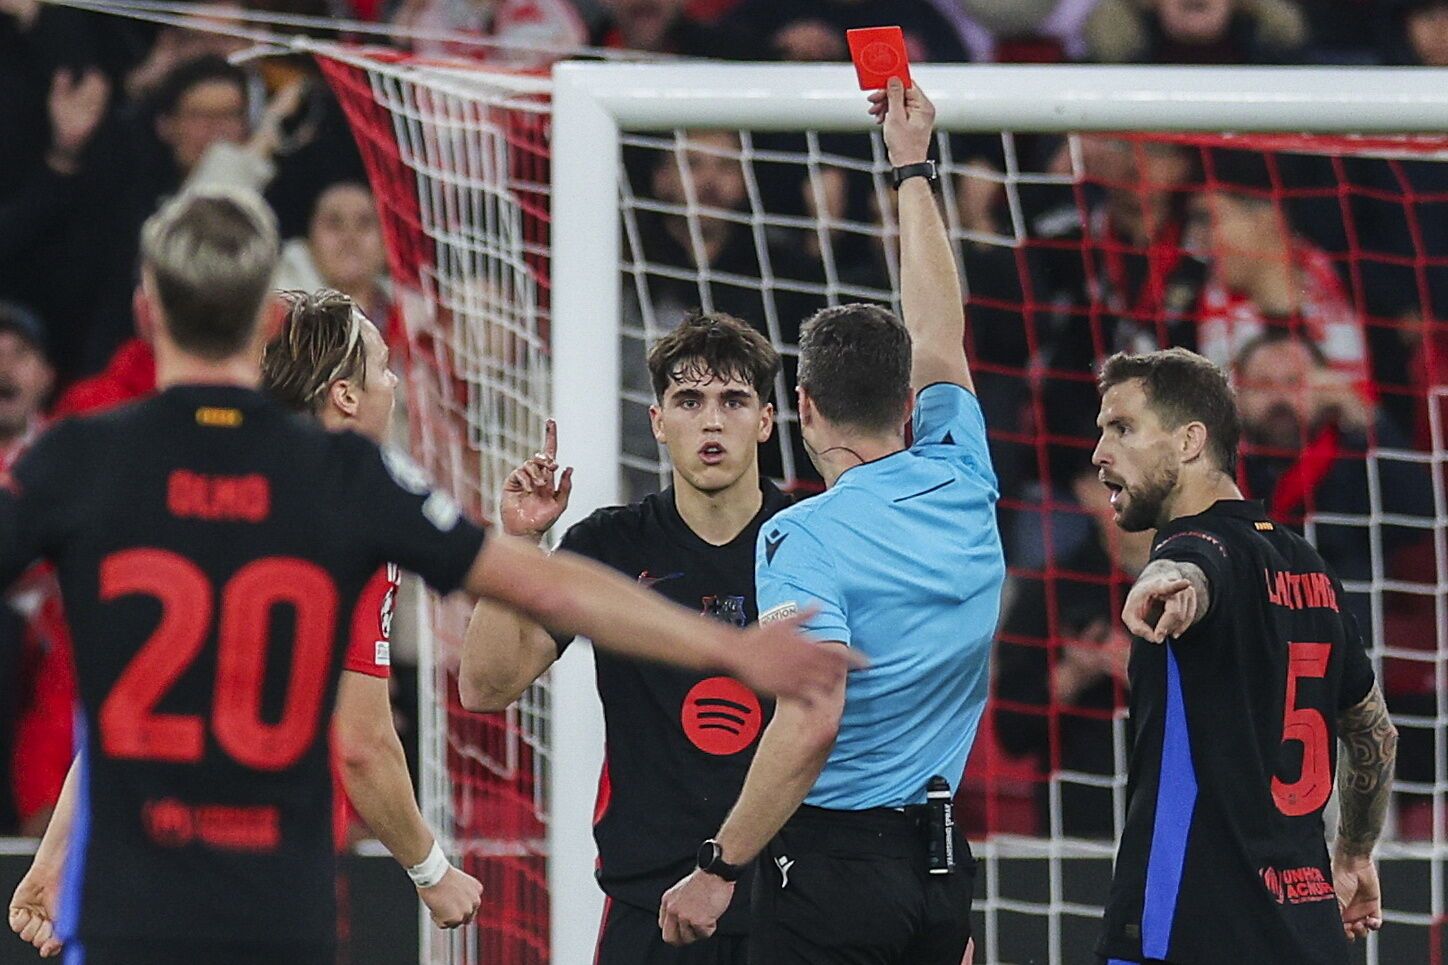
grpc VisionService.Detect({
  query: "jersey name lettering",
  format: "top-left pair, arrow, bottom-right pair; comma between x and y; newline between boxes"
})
167,470 -> 271,523
1263,568 -> 1339,613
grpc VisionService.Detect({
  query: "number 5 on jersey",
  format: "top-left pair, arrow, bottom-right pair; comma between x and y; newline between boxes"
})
1272,641 -> 1333,816
99,548 -> 337,771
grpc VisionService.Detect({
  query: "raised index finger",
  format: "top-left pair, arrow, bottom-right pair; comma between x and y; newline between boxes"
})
543,419 -> 558,461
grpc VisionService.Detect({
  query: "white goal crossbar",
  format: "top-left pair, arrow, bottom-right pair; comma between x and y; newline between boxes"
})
548,62 -> 1448,962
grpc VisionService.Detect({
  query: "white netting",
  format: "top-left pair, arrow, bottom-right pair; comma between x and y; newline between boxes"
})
317,46 -> 554,963
315,50 -> 1448,964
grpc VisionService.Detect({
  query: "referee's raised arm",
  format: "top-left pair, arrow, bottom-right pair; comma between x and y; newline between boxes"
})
869,79 -> 972,394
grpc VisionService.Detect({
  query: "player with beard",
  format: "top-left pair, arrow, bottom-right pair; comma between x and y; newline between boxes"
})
1090,348 -> 1397,965
460,310 -> 787,965
0,187 -> 849,965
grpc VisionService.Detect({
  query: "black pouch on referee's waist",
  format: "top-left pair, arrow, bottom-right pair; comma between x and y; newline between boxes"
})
903,775 -> 956,875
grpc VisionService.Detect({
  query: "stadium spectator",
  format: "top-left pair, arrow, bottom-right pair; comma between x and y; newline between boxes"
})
994,445 -> 1150,839
1383,0 -> 1448,64
120,5 -> 250,102
1193,150 -> 1370,380
390,0 -> 586,65
0,303 -> 52,462
1297,0 -> 1397,63
945,0 -> 1099,63
1233,329 -> 1434,621
1085,0 -> 1309,64
723,0 -> 972,64
1032,137 -> 1207,434
0,302 -> 70,841
590,0 -> 765,57
274,182 -> 392,326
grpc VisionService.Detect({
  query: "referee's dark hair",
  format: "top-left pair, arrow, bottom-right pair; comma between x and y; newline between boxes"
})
797,303 -> 912,434
1098,348 -> 1241,476
647,310 -> 780,402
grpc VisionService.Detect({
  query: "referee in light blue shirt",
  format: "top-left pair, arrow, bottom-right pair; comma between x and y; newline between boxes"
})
658,79 -> 1004,964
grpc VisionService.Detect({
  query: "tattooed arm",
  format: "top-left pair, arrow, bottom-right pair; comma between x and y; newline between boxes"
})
1120,559 -> 1212,643
1332,682 -> 1398,941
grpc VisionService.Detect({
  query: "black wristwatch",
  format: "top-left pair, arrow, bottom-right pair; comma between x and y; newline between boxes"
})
891,159 -> 938,190
696,839 -> 743,881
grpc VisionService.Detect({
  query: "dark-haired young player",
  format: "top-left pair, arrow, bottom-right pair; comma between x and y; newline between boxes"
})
10,289 -> 484,959
1091,348 -> 1397,965
0,186 -> 848,965
460,310 -> 788,964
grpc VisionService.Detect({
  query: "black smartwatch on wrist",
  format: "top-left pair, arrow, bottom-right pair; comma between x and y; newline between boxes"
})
696,839 -> 742,881
891,159 -> 938,190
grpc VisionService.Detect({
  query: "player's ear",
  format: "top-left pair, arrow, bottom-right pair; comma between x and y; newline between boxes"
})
901,386 -> 917,427
797,386 -> 814,428
1180,421 -> 1209,464
649,402 -> 666,444
757,401 -> 775,443
328,378 -> 360,419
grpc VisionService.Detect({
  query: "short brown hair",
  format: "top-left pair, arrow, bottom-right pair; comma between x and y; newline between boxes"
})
262,290 -> 368,414
140,187 -> 279,361
1098,348 -> 1241,475
798,303 -> 911,434
646,310 -> 780,402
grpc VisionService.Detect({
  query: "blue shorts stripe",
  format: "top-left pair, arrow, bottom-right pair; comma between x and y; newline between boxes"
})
1141,645 -> 1197,959
58,714 -> 91,943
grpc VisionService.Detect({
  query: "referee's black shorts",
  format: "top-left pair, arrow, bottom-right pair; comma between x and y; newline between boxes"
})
749,804 -> 975,965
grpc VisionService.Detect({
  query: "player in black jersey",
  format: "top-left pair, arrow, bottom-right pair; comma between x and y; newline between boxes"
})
0,188 -> 850,965
1089,348 -> 1398,965
460,310 -> 787,965
10,290 -> 486,960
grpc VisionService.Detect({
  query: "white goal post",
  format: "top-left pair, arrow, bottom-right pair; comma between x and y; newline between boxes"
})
548,61 -> 1448,963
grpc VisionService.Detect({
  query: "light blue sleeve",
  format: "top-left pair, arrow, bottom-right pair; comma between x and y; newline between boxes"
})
754,515 -> 851,646
911,382 -> 995,487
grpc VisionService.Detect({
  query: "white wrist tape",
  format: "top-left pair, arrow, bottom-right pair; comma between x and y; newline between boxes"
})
407,841 -> 451,889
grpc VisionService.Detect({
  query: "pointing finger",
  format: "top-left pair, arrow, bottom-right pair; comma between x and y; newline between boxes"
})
543,419 -> 558,460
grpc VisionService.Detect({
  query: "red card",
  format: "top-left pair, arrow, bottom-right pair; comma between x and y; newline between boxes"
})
847,26 -> 912,91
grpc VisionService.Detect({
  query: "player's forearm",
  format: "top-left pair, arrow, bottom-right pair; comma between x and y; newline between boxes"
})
30,757 -> 78,873
897,176 -> 969,385
338,719 -> 436,868
469,536 -> 731,674
459,598 -> 555,712
1335,682 -> 1398,858
715,687 -> 842,865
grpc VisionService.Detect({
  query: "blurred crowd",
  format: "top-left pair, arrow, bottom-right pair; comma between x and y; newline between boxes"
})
4,0 -> 1448,844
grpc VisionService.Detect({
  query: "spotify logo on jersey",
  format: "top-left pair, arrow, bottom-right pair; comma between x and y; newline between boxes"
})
682,677 -> 763,756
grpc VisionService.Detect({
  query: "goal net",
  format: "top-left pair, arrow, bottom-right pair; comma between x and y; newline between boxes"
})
316,51 -> 1448,965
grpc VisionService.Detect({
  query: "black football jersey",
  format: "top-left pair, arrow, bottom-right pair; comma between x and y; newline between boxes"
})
1098,500 -> 1376,965
0,385 -> 486,946
553,483 -> 790,932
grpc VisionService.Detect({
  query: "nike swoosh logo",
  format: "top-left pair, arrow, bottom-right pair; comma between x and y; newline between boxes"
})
764,531 -> 788,565
638,570 -> 684,589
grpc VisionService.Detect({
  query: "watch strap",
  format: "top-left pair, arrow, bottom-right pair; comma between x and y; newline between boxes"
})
892,160 -> 938,189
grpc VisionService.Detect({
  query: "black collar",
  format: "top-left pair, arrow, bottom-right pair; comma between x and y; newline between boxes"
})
657,480 -> 791,553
